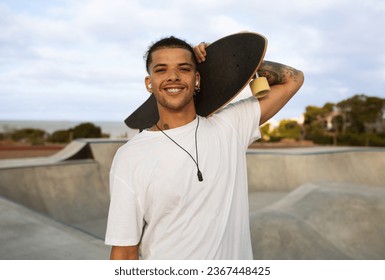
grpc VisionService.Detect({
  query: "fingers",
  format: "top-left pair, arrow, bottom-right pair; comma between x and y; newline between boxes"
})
194,42 -> 208,63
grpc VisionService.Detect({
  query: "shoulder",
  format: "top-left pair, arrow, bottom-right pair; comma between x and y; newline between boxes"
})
217,96 -> 259,116
208,96 -> 260,125
110,132 -> 158,186
113,131 -> 158,162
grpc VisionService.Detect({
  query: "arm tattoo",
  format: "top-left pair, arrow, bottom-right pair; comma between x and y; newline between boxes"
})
258,60 -> 302,85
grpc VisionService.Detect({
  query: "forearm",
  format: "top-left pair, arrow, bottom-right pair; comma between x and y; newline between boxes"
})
110,245 -> 139,260
257,61 -> 304,124
258,60 -> 303,86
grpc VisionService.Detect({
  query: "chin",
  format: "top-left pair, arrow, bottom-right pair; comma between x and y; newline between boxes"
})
160,97 -> 195,111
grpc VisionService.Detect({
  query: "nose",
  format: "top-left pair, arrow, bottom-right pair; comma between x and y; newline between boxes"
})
167,69 -> 180,82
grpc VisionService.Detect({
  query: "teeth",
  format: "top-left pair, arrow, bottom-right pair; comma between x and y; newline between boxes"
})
166,88 -> 181,93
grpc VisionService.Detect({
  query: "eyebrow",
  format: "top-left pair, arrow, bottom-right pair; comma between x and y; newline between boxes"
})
153,62 -> 194,68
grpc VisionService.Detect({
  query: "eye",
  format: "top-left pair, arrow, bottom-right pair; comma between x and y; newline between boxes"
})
180,67 -> 191,72
154,68 -> 165,73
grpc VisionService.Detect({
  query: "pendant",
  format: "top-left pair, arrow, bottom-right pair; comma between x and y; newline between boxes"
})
197,170 -> 203,182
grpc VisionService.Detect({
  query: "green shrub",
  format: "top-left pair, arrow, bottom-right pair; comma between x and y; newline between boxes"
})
48,130 -> 71,143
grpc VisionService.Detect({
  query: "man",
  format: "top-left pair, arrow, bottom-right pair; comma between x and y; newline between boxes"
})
105,36 -> 304,259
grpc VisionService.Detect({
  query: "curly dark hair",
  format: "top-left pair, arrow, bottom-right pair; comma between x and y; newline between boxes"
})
144,36 -> 197,73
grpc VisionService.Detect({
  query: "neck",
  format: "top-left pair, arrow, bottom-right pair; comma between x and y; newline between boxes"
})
157,107 -> 197,130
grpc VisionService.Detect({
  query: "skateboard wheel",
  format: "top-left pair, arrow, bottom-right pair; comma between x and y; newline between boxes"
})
250,77 -> 270,98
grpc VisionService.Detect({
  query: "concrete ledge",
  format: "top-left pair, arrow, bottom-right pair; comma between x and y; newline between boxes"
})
247,147 -> 385,191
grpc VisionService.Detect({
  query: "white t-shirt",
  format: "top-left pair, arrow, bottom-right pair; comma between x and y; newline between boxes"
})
105,97 -> 261,259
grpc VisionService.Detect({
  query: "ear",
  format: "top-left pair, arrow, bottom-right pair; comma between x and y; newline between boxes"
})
195,71 -> 201,87
145,76 -> 152,93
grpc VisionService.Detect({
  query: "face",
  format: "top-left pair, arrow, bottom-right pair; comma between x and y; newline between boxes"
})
145,48 -> 200,114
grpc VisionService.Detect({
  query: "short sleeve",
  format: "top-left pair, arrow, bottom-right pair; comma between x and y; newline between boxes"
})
105,172 -> 144,246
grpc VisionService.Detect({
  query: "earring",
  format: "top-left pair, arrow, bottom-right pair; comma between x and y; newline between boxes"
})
195,81 -> 200,93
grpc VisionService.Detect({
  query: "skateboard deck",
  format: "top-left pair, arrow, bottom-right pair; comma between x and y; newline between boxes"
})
125,32 -> 268,130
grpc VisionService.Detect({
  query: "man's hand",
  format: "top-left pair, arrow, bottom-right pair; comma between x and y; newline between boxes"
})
193,42 -> 209,63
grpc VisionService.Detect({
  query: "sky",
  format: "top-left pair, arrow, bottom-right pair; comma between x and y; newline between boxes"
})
1,0 -> 385,126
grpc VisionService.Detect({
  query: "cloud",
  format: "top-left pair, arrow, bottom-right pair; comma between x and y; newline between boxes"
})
0,0 -> 384,123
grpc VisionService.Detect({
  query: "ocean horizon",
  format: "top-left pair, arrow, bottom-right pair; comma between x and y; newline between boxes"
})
0,119 -> 138,139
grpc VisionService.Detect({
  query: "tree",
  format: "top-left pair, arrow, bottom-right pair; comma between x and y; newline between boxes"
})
303,94 -> 385,146
10,128 -> 48,145
303,104 -> 332,143
48,130 -> 71,143
337,94 -> 385,134
260,123 -> 271,141
272,119 -> 302,140
73,122 -> 102,139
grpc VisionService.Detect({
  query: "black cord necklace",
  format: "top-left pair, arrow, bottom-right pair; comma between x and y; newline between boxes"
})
155,117 -> 203,182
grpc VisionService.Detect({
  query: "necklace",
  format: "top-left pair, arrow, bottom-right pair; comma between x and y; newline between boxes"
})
155,117 -> 203,182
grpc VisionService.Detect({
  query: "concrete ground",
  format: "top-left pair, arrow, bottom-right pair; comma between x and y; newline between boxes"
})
0,196 -> 110,260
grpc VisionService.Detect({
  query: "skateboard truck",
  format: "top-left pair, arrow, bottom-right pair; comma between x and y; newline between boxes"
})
249,73 -> 270,98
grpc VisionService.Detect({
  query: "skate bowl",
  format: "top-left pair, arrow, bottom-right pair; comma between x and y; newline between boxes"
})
0,141 -> 385,259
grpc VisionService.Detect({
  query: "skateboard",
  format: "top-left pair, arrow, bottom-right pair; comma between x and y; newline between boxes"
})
124,32 -> 269,130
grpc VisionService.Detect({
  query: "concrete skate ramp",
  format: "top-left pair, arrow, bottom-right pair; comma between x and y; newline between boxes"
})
250,182 -> 385,259
247,147 -> 385,191
0,140 -> 95,169
0,139 -> 126,239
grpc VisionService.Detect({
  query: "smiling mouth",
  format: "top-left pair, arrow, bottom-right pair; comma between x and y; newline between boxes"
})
165,88 -> 183,93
